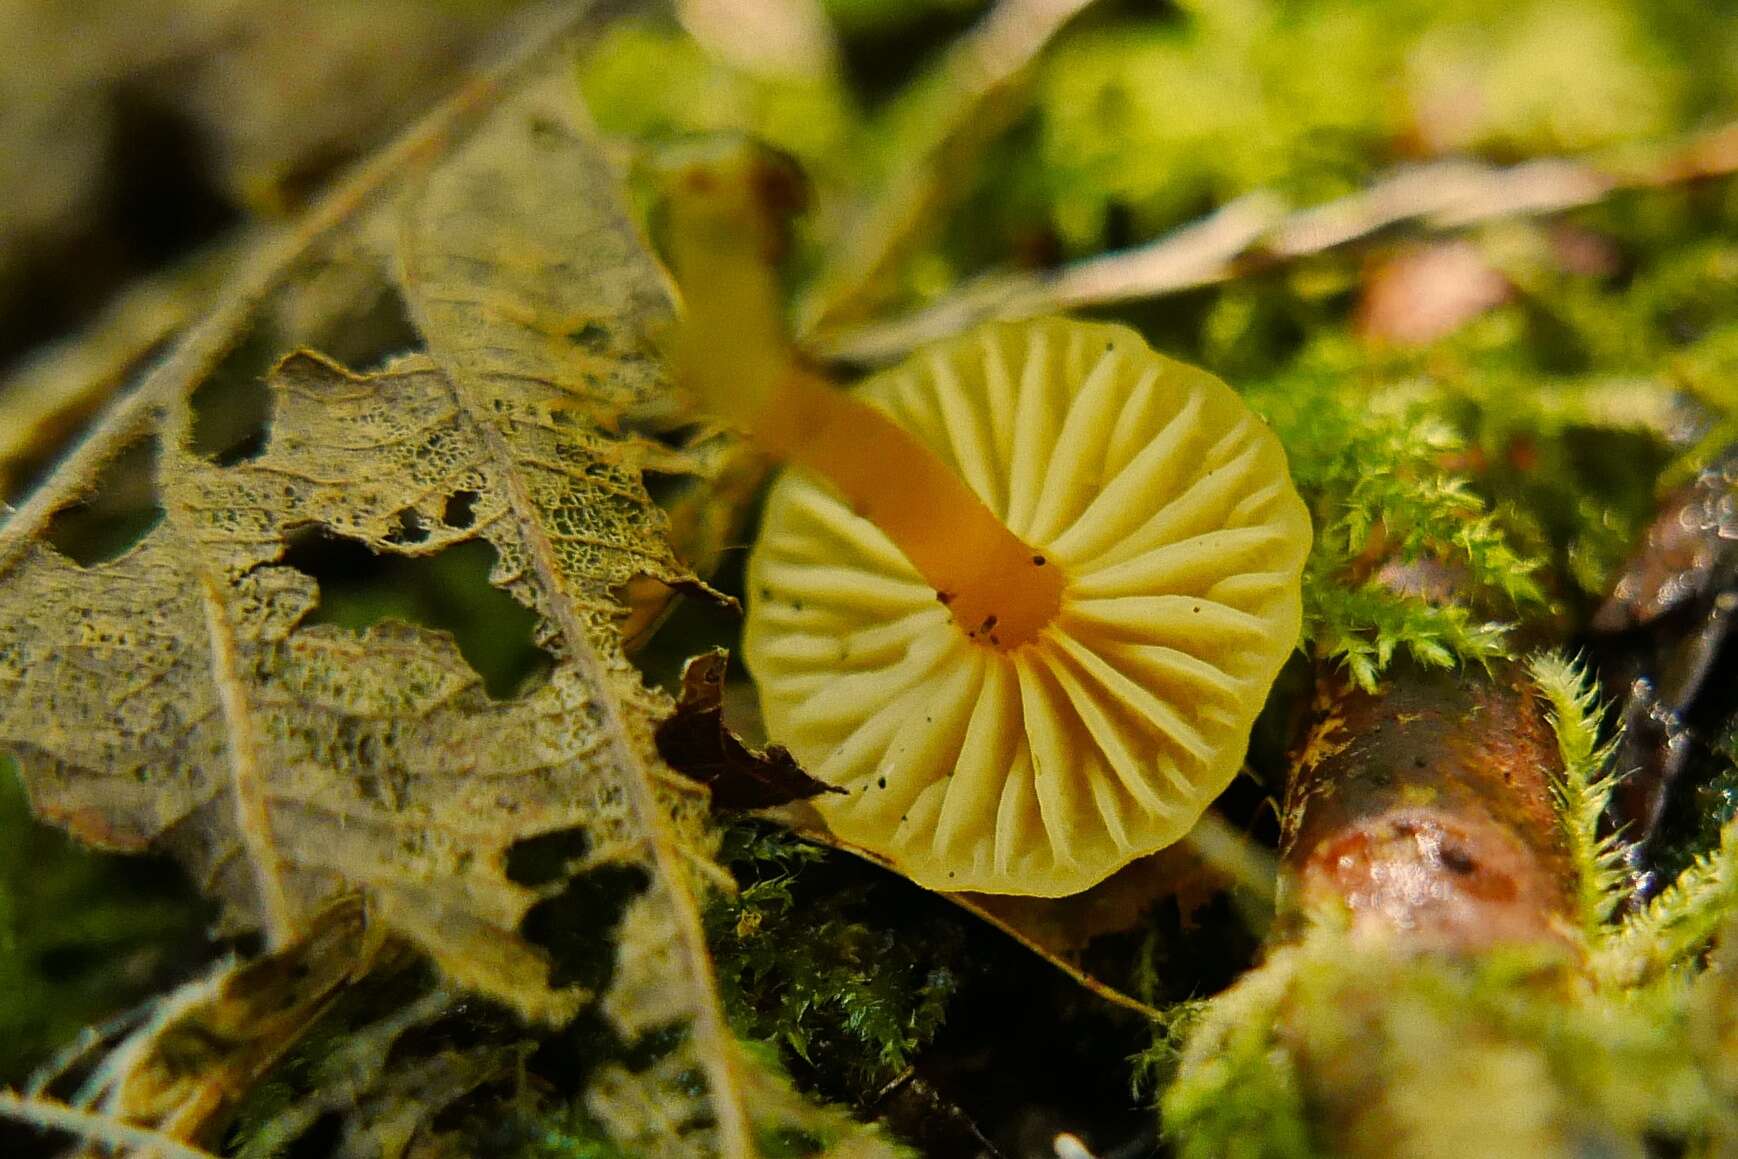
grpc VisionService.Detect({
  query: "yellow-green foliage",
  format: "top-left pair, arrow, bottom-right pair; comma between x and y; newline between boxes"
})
1030,0 -> 1706,251
577,19 -> 859,179
1036,2 -> 1395,247
1528,653 -> 1626,933
1248,356 -> 1545,688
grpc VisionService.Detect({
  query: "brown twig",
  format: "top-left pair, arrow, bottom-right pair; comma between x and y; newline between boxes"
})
810,120 -> 1738,365
1279,659 -> 1579,954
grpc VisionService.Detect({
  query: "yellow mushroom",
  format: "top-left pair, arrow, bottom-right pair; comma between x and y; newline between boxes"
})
659,148 -> 1311,895
743,319 -> 1309,895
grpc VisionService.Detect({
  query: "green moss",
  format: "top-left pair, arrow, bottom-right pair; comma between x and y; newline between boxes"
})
1235,350 -> 1545,688
577,19 -> 859,185
1164,936 -> 1722,1158
1022,0 -> 1715,254
705,822 -> 970,1101
1034,5 -> 1392,250
0,757 -> 209,1084
1180,197 -> 1738,686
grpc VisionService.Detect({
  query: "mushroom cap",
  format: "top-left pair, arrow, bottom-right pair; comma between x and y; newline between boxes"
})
743,318 -> 1311,896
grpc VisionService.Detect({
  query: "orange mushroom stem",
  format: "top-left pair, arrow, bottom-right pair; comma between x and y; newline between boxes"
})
662,149 -> 1062,651
741,367 -> 1062,650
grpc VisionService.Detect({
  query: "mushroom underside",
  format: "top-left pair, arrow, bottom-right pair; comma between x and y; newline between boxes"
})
744,318 -> 1310,896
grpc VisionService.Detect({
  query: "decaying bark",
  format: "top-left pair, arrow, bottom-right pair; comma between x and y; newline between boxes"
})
1279,659 -> 1579,953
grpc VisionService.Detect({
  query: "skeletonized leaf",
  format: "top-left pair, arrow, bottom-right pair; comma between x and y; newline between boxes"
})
0,342 -> 690,1023
0,27 -> 893,1157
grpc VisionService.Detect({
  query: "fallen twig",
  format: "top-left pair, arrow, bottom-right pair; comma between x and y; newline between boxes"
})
0,1091 -> 220,1159
811,120 -> 1738,364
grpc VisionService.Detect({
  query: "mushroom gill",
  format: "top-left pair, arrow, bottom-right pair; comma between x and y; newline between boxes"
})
743,318 -> 1311,896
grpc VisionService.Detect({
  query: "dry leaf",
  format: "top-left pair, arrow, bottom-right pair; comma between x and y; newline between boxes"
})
223,980 -> 469,1159
0,21 -> 892,1156
1355,240 -> 1512,346
656,649 -> 842,810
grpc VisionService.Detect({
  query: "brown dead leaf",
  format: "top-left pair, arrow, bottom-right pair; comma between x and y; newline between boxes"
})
1355,240 -> 1512,346
0,21 -> 898,1158
656,649 -> 842,810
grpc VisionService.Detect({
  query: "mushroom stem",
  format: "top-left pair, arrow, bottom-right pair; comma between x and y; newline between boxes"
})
758,366 -> 1064,650
663,153 -> 1064,651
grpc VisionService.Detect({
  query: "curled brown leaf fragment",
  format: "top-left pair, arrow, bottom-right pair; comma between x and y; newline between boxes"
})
656,648 -> 842,811
1355,240 -> 1512,347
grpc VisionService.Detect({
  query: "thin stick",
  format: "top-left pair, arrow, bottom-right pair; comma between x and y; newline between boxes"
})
811,120 -> 1738,364
0,1091 -> 219,1159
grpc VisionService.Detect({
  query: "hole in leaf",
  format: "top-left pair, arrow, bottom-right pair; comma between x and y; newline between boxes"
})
521,863 -> 652,993
530,1010 -> 688,1102
280,1112 -> 344,1159
44,436 -> 164,566
568,320 -> 611,351
532,1009 -> 626,1097
281,530 -> 552,699
507,827 -> 594,888
313,282 -> 424,371
386,508 -> 430,546
639,469 -> 689,512
188,328 -> 279,465
442,490 -> 480,530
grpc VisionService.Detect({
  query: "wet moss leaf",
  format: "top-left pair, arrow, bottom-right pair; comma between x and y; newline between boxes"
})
0,35 -> 865,1158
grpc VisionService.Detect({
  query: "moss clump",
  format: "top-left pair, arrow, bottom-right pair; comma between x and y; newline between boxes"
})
1159,936 -> 1722,1158
705,822 -> 971,1101
1020,0 -> 1717,255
